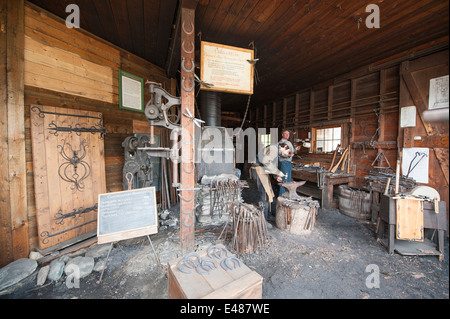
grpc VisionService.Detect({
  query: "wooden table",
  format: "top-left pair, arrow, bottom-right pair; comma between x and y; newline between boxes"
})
292,168 -> 355,209
378,195 -> 447,260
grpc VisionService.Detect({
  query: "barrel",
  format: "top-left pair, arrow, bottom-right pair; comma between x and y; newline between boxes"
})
338,185 -> 371,220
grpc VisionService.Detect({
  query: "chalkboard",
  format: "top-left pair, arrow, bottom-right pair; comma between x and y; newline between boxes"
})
97,187 -> 158,244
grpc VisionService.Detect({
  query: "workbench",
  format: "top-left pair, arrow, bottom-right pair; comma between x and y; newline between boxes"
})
377,195 -> 447,260
291,167 -> 355,209
365,172 -> 417,222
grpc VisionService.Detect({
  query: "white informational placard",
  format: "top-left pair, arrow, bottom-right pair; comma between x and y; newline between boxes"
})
201,41 -> 254,95
97,187 -> 158,244
400,106 -> 416,128
429,75 -> 449,110
402,148 -> 429,184
119,70 -> 144,113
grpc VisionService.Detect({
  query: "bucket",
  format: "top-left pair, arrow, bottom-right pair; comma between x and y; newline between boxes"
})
338,186 -> 371,220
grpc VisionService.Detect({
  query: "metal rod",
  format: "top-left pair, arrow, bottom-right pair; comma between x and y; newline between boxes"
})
96,242 -> 114,284
163,158 -> 171,209
147,235 -> 162,269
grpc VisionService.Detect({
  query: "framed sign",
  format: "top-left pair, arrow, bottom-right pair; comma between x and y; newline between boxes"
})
119,70 -> 145,113
428,75 -> 449,110
97,187 -> 158,244
200,41 -> 254,95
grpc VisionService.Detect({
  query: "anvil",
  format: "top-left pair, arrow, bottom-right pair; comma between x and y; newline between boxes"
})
279,181 -> 306,200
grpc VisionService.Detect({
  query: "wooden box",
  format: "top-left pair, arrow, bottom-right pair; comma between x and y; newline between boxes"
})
168,246 -> 263,299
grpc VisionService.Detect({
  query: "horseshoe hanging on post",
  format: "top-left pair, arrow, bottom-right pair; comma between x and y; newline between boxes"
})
182,40 -> 195,54
181,57 -> 195,73
182,76 -> 195,92
182,21 -> 194,35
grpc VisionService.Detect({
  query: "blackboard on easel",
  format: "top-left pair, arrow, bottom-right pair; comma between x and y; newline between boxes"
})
97,187 -> 158,244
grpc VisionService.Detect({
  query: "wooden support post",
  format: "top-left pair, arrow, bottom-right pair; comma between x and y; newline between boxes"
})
180,0 -> 197,254
272,101 -> 276,128
294,94 -> 300,135
264,104 -> 268,129
328,86 -> 333,121
309,89 -> 315,127
378,70 -> 387,143
0,0 -> 28,267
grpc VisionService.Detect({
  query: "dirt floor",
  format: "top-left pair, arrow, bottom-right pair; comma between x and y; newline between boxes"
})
1,180 -> 448,301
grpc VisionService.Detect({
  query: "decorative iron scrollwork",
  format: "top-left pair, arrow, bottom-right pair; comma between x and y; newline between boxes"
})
40,219 -> 97,245
31,105 -> 106,139
58,139 -> 91,193
31,105 -> 102,121
54,203 -> 98,225
48,121 -> 106,139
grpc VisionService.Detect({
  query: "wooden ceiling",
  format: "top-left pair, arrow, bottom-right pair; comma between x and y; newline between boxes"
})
28,0 -> 449,112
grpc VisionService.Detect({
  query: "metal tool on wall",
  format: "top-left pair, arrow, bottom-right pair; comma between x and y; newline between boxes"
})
122,135 -> 155,190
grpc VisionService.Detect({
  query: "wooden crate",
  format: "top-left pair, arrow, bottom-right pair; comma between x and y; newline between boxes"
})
168,246 -> 263,299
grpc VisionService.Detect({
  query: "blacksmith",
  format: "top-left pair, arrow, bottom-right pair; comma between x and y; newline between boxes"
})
278,130 -> 301,195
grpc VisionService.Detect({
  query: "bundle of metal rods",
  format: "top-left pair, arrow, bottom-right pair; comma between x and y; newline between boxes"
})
220,202 -> 269,255
364,169 -> 417,190
210,179 -> 242,218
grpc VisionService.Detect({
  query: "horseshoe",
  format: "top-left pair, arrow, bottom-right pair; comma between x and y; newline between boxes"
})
185,253 -> 202,264
182,258 -> 197,269
220,258 -> 231,271
181,213 -> 195,228
224,257 -> 242,270
195,264 -> 209,275
178,191 -> 195,202
178,258 -> 196,274
182,21 -> 194,35
207,246 -> 230,259
207,246 -> 220,259
182,40 -> 195,54
200,259 -> 218,272
182,76 -> 195,92
182,162 -> 195,174
181,57 -> 195,73
180,129 -> 194,145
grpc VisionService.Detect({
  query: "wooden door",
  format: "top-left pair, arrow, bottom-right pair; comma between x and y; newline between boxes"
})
399,50 -> 449,229
30,105 -> 106,250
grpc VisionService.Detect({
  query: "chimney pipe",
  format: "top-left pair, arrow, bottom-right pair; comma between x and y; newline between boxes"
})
200,91 -> 222,127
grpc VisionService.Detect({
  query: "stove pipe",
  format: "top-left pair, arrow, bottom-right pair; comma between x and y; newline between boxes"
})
200,91 -> 221,127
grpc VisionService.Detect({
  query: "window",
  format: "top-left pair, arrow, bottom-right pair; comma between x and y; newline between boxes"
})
260,134 -> 271,147
313,126 -> 341,153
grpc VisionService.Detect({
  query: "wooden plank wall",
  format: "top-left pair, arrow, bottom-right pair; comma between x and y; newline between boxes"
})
0,0 -> 29,267
252,46 -> 449,228
252,47 -> 448,191
253,64 -> 400,186
6,2 -> 176,261
398,50 -> 449,230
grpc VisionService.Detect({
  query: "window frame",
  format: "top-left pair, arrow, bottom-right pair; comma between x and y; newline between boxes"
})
311,125 -> 343,154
